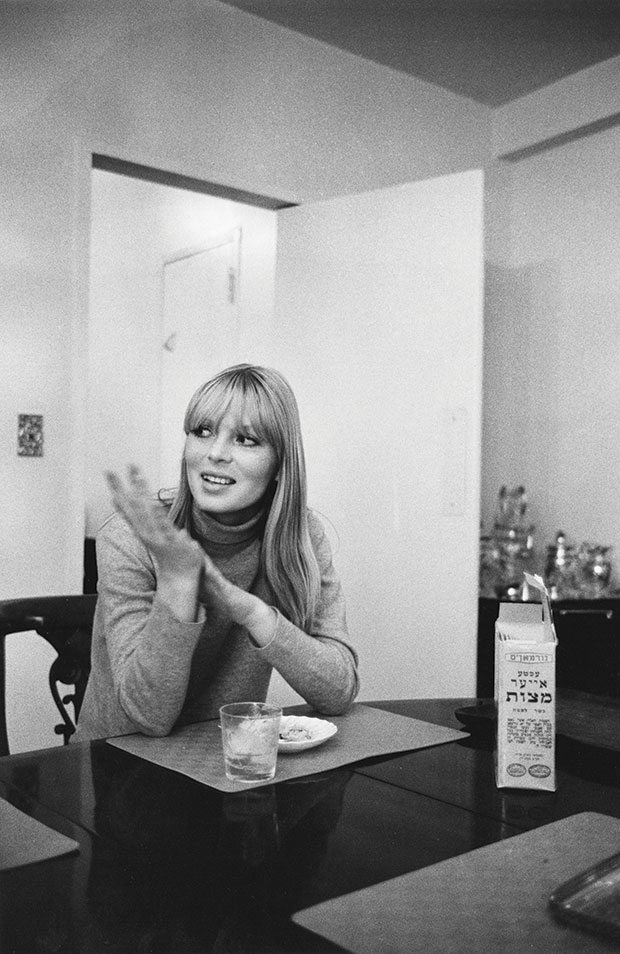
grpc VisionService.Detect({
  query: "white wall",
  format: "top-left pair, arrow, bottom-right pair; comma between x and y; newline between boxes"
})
492,56 -> 620,158
273,172 -> 484,701
482,123 -> 620,570
482,62 -> 620,577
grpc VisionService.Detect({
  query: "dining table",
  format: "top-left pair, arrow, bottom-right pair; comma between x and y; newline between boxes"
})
2,694 -> 620,954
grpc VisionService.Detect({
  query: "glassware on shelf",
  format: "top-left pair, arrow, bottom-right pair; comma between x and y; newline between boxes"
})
481,488 -> 617,601
480,485 -> 535,600
544,531 -> 578,600
576,543 -> 613,598
544,532 -> 614,599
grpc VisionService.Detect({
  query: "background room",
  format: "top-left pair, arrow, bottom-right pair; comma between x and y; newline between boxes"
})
2,1 -> 620,752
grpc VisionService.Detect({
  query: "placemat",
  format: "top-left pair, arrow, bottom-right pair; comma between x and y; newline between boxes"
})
0,799 -> 80,871
107,702 -> 465,793
293,811 -> 620,954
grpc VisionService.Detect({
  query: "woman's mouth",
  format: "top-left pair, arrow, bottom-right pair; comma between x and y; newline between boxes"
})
201,473 -> 235,486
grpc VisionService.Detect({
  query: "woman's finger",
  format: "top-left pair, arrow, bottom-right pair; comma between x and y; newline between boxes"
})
127,464 -> 151,496
105,469 -> 159,533
104,470 -> 123,496
105,467 -> 191,555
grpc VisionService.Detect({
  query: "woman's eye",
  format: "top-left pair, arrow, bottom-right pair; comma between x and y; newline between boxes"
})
193,425 -> 213,439
237,433 -> 258,446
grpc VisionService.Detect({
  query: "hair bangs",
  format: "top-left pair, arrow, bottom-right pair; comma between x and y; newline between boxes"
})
184,371 -> 282,456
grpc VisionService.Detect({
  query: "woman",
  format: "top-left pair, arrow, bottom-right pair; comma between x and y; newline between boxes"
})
76,364 -> 359,741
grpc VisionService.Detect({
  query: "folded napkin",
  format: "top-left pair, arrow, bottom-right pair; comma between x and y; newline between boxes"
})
0,799 -> 79,871
107,702 -> 465,792
293,811 -> 620,954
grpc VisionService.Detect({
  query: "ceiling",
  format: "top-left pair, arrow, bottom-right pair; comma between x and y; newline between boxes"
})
221,0 -> 620,107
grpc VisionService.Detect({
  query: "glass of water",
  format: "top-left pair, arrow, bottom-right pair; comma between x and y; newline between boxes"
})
219,702 -> 282,782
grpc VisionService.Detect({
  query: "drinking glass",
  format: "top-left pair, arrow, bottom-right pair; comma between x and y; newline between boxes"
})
220,702 -> 282,783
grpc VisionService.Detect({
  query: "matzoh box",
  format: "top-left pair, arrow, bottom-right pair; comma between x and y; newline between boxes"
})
494,587 -> 557,791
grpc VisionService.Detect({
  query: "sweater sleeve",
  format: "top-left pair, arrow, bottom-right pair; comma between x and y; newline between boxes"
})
96,513 -> 205,736
256,512 -> 359,715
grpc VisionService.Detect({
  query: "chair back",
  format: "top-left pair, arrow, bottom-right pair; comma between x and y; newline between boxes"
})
0,594 -> 97,755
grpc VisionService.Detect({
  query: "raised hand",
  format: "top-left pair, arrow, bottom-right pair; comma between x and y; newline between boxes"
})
106,465 -> 277,640
106,466 -> 204,618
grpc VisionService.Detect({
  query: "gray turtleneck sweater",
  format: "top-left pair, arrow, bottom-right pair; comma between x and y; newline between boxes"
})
75,505 -> 359,741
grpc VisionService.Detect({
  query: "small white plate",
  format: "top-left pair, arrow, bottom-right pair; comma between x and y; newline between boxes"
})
278,715 -> 337,753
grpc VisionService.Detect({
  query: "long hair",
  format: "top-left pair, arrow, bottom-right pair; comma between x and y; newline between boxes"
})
169,364 -> 321,630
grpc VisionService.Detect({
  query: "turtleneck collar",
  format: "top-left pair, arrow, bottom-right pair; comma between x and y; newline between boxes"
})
189,503 -> 266,547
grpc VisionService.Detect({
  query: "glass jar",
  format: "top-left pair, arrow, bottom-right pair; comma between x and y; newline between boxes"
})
545,532 -> 578,599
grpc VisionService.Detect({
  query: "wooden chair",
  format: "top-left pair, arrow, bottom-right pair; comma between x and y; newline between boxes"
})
0,594 -> 97,755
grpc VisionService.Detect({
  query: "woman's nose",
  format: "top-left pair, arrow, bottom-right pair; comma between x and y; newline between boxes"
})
207,434 -> 232,462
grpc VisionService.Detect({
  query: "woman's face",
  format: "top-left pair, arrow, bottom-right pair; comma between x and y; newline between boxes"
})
184,407 -> 278,525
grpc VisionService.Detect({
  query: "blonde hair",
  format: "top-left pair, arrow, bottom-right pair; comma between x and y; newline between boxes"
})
169,364 -> 320,630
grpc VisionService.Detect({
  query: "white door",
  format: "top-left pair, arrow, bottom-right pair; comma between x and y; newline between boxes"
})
160,231 -> 240,487
271,170 -> 484,702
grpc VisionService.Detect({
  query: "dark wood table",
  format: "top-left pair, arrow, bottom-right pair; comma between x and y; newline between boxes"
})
2,698 -> 620,953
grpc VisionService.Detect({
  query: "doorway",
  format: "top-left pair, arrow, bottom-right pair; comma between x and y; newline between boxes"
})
85,160 -> 280,553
